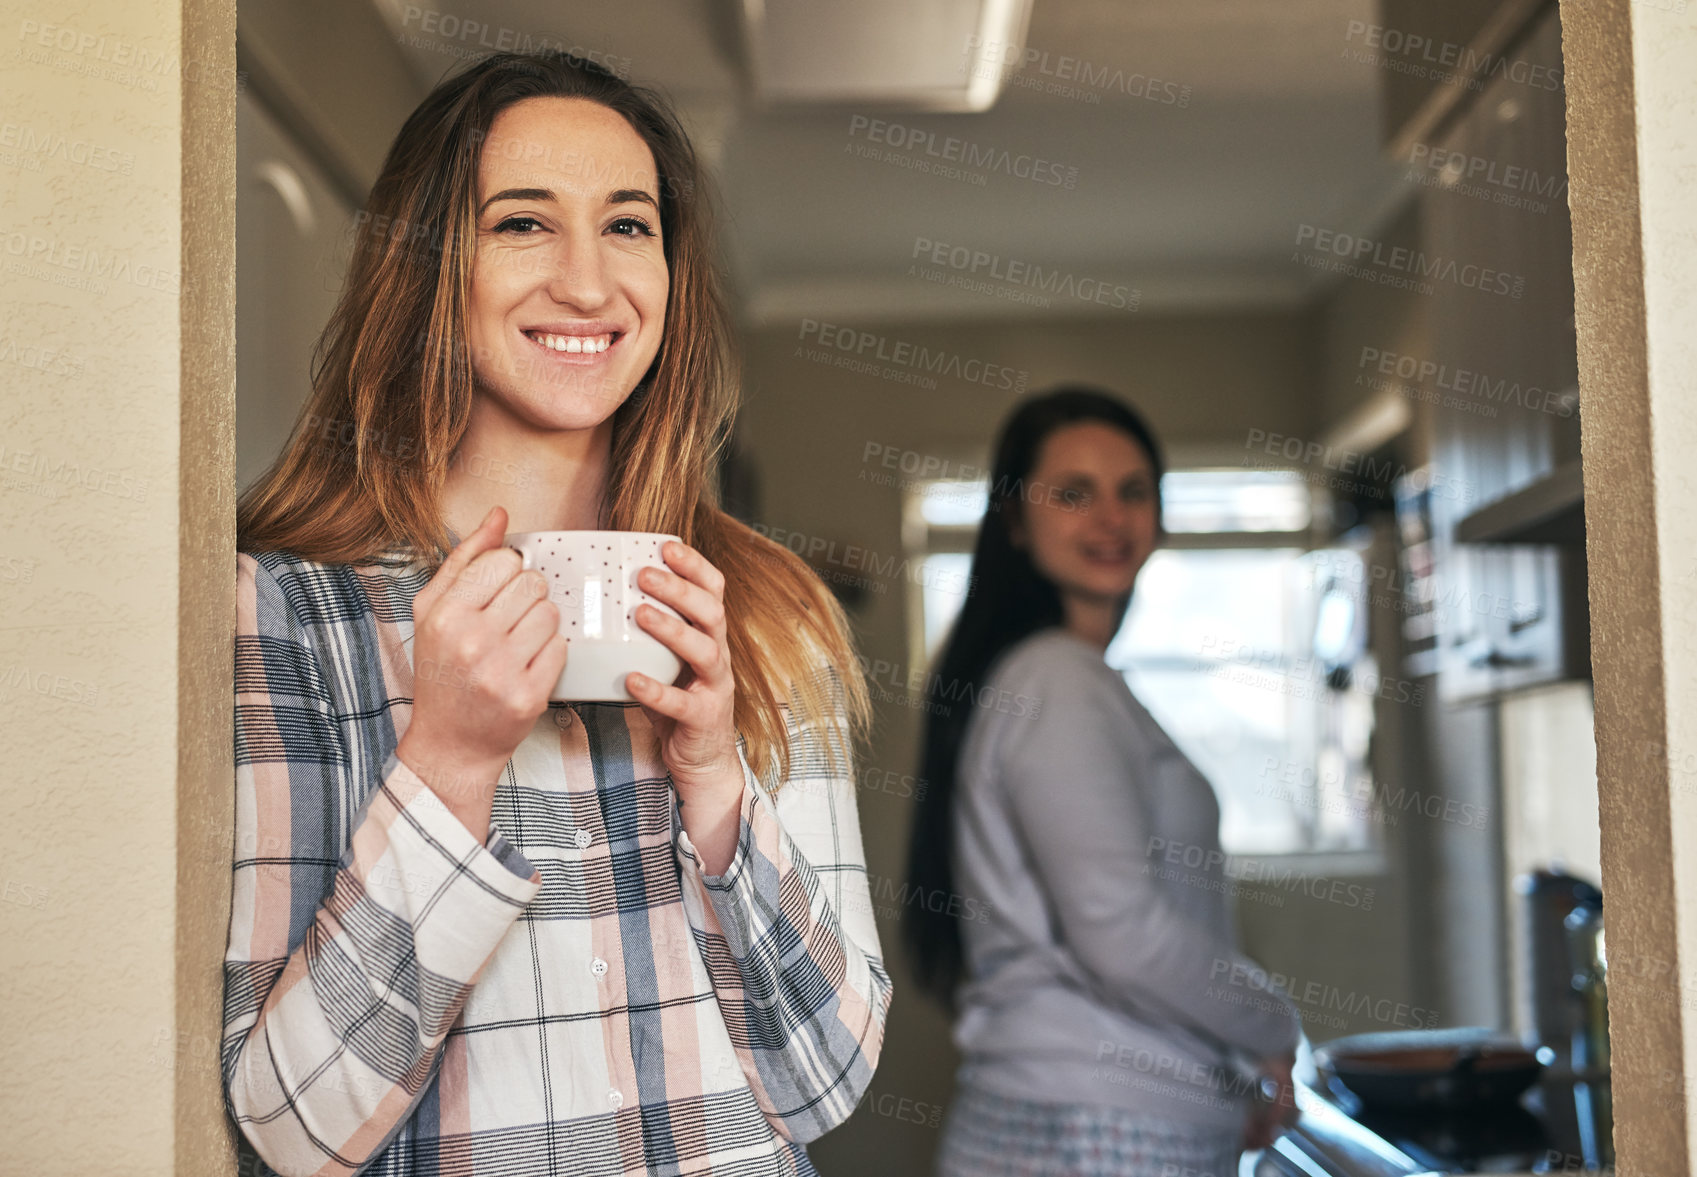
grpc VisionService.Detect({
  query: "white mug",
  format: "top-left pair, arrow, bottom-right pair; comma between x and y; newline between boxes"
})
504,530 -> 684,702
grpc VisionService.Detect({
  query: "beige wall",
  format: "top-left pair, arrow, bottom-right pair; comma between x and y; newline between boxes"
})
0,0 -> 234,1173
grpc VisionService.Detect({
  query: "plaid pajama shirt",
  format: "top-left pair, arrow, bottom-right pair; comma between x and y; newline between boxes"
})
224,550 -> 892,1177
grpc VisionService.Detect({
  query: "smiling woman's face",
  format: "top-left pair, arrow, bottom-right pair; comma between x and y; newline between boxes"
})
1014,421 -> 1161,607
465,95 -> 670,433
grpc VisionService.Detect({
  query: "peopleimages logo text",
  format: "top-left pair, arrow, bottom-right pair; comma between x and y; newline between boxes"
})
799,320 -> 1028,391
1295,224 -> 1525,299
1342,20 -> 1564,91
847,116 -> 1078,188
911,237 -> 1139,312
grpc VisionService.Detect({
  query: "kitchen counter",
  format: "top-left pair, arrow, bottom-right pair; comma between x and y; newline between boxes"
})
1254,1071 -> 1611,1176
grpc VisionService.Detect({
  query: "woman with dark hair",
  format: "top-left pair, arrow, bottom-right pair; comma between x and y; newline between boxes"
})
225,52 -> 889,1176
908,388 -> 1300,1177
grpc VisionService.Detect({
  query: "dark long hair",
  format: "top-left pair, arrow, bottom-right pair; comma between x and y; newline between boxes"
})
904,387 -> 1166,1007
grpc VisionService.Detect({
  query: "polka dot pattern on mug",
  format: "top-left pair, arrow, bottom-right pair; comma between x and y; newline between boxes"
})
629,535 -> 667,624
510,531 -> 683,644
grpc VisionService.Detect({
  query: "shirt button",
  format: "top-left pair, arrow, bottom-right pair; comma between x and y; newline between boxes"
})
591,957 -> 609,977
573,828 -> 592,849
553,708 -> 574,730
607,1088 -> 623,1110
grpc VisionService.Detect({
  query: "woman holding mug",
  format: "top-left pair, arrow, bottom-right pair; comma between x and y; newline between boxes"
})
907,389 -> 1300,1177
226,52 -> 890,1176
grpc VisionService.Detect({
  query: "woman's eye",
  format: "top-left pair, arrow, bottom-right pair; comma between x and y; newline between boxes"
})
608,216 -> 657,239
493,215 -> 544,235
1061,488 -> 1090,507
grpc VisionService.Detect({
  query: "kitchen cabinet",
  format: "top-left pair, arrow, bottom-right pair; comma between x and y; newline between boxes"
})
1413,6 -> 1587,702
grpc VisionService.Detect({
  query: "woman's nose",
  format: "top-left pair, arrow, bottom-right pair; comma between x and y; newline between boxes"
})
541,231 -> 610,309
1085,496 -> 1129,528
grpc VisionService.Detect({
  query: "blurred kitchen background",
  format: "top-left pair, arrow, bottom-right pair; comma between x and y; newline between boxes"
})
235,0 -> 1610,1172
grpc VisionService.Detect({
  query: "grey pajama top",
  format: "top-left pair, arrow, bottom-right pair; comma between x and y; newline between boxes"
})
949,629 -> 1299,1130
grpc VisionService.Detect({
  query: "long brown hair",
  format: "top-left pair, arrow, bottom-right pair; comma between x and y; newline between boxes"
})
238,51 -> 867,783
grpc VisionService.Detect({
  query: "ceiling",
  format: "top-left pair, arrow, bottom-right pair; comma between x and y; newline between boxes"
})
372,0 -> 1411,322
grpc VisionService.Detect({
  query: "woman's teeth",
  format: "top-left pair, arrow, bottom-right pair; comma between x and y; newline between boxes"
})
526,331 -> 613,354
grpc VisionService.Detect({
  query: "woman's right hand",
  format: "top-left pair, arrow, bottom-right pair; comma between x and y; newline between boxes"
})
394,505 -> 569,840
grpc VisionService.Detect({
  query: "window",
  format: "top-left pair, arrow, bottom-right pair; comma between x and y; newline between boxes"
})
905,469 -> 1378,858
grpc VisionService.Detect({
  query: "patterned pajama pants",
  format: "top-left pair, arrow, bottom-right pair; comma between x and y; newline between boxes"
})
935,1084 -> 1245,1177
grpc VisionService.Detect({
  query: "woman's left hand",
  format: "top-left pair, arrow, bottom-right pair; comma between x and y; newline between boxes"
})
1242,1052 -> 1299,1151
628,541 -> 742,799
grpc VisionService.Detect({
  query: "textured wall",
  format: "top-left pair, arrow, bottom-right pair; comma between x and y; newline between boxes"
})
1560,0 -> 1697,1171
180,0 -> 239,1168
0,0 -> 235,1171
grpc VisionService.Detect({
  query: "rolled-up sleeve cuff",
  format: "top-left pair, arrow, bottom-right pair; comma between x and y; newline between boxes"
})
380,752 -> 542,895
674,750 -> 763,891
